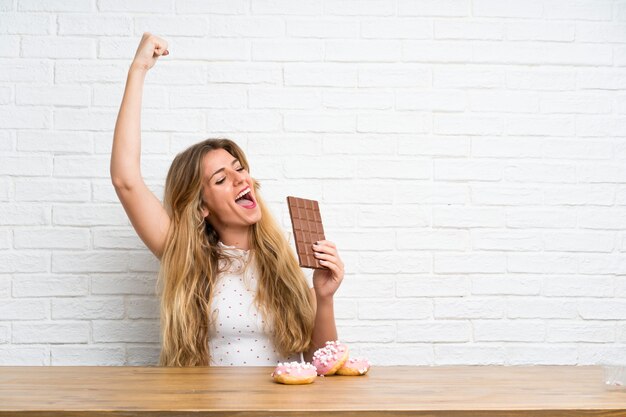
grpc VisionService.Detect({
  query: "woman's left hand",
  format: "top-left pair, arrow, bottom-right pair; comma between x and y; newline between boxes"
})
311,240 -> 344,300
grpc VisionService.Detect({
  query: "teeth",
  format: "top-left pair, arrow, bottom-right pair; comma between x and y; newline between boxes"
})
235,188 -> 250,201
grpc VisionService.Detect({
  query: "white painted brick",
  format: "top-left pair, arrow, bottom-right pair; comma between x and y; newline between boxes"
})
248,135 -> 322,155
434,344 -> 505,365
337,324 -> 395,342
92,181 -> 124,203
322,91 -> 393,110
52,297 -> 124,319
544,231 -> 614,253
434,114 -> 502,135
436,159 -> 503,181
579,299 -> 626,320
208,63 -> 281,84
507,208 -> 577,228
544,185 -> 614,206
253,39 -> 323,62
13,321 -> 89,343
396,91 -> 465,112
249,88 -> 320,109
260,180 -> 323,204
55,61 -> 127,83
435,67 -> 503,89
176,0 -> 246,14
578,208 -> 626,229
127,296 -> 159,319
0,178 -> 10,202
577,116 -> 626,137
357,112 -> 426,134
396,135 -> 463,157
209,16 -> 283,37
18,0 -> 93,12
91,273 -> 157,295
13,274 -> 88,297
358,299 -> 432,320
578,344 -> 626,365
93,319 -> 159,343
59,14 -> 131,35
285,63 -> 356,87
360,65 -> 431,88
359,251 -> 430,274
547,321 -> 614,343
0,347 -> 49,365
207,110 -> 279,132
51,345 -> 126,365
435,20 -> 503,40
0,203 -> 51,225
170,86 -> 246,109
16,84 -> 89,106
358,158 -> 429,179
507,298 -> 578,319
472,230 -> 541,252
0,252 -> 48,273
0,35 -> 20,56
360,206 -> 429,228
398,230 -> 467,251
21,36 -> 95,58
398,320 -> 470,342
475,42 -> 611,66
98,0 -> 171,12
286,18 -> 358,38
93,228 -> 144,250
15,179 -> 90,202
0,58 -> 51,82
330,230 -> 394,251
543,0 -> 612,21
469,90 -> 538,113
541,92 -> 612,114
509,254 -> 579,274
505,344 -> 578,365
0,299 -> 48,320
94,131 -> 167,154
397,275 -> 470,297
403,40 -> 473,63
54,109 -> 117,131
361,18 -> 432,39
472,275 -> 542,296
18,131 -> 93,153
284,112 -> 355,133
472,137 -> 541,158
97,37 -> 145,60
324,180 -> 394,204
53,156 -> 110,178
544,276 -> 613,298
325,0 -> 394,16
333,299 -> 357,320
474,320 -> 545,342
0,323 -> 8,343
52,204 -> 129,226
52,251 -> 130,273
613,47 -> 626,67
435,297 -> 505,319
328,40 -> 401,62
165,37 -> 248,61
618,325 -> 626,343
14,227 -> 89,249
473,0 -> 543,18
435,253 -> 506,274
0,108 -> 51,129
0,86 -> 11,105
0,230 -> 10,249
616,278 -> 626,297
358,343 -> 433,365
127,344 -> 160,365
399,0 -> 469,17
472,185 -> 543,205
0,155 -> 52,176
578,69 -> 626,90
128,251 -> 160,273
506,21 -> 575,42
433,207 -> 503,228
0,13 -> 52,34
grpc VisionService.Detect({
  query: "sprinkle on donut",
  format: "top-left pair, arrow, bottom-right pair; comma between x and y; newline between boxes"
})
271,361 -> 318,385
312,340 -> 350,376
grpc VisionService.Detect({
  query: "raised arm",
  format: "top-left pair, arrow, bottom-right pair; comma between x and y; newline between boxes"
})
110,33 -> 171,260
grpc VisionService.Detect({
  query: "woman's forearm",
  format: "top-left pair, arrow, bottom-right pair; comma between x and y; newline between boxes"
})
303,296 -> 338,363
110,67 -> 147,188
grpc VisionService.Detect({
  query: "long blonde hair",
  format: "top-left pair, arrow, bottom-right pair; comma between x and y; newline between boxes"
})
157,138 -> 316,367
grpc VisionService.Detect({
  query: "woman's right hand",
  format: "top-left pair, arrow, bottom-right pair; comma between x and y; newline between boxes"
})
131,32 -> 169,72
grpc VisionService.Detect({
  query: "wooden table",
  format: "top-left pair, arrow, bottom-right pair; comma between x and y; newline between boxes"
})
1,366 -> 625,416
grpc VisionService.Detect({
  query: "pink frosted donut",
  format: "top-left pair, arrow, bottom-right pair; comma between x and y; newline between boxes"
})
270,361 -> 317,385
336,356 -> 371,376
312,340 -> 349,376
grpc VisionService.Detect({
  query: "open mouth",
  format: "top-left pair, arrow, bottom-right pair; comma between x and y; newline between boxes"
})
235,187 -> 256,209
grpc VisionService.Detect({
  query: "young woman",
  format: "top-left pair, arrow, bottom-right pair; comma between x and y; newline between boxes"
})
110,33 -> 345,367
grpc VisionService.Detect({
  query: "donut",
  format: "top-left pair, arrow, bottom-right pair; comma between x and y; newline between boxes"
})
271,361 -> 317,385
336,356 -> 371,376
312,340 -> 350,376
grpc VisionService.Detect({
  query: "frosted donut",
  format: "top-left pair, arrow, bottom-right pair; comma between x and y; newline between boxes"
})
312,340 -> 350,376
271,361 -> 317,385
336,356 -> 371,376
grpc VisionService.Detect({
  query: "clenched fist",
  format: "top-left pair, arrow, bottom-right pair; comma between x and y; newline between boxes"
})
131,32 -> 169,72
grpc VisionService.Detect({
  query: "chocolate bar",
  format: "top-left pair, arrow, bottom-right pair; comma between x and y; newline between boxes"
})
286,196 -> 328,270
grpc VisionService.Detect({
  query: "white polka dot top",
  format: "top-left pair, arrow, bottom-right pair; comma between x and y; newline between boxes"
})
208,241 -> 314,366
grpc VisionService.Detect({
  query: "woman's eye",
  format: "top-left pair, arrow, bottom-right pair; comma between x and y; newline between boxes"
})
237,167 -> 244,172
216,178 -> 225,184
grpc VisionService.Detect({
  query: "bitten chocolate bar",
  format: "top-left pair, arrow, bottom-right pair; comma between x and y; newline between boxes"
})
286,196 -> 328,270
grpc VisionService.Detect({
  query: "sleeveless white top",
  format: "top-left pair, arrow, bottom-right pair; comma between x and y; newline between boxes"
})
208,241 -> 314,366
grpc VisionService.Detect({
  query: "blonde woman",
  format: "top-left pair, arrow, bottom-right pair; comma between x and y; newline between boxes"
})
110,33 -> 345,367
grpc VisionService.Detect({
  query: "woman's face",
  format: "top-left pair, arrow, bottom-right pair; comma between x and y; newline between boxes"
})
200,148 -> 261,229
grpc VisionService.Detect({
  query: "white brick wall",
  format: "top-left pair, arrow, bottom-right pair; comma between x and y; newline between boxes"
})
1,0 -> 625,366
